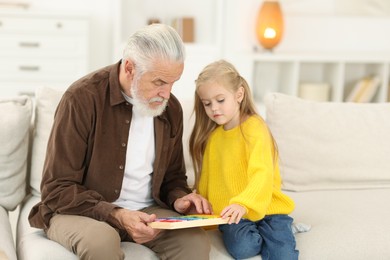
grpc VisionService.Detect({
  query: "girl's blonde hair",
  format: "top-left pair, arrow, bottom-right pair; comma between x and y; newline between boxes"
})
189,60 -> 261,189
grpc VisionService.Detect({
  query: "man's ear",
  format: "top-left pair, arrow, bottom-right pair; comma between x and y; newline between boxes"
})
124,59 -> 136,80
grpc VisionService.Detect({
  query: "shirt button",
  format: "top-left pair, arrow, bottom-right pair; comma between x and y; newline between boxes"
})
121,143 -> 126,147
126,102 -> 129,106
119,165 -> 124,170
114,189 -> 119,194
125,119 -> 130,124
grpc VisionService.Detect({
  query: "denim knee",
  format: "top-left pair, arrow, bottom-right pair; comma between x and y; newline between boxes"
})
258,215 -> 299,260
219,220 -> 262,259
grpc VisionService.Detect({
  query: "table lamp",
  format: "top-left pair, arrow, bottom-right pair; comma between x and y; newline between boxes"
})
255,0 -> 284,51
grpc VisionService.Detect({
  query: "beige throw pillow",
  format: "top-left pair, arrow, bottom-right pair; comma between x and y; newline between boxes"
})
0,96 -> 32,210
30,87 -> 64,196
265,93 -> 390,191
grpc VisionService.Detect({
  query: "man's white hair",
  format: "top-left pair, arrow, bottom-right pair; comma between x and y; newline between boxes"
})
122,23 -> 185,74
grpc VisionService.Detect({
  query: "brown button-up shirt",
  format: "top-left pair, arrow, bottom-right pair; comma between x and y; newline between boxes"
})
29,61 -> 191,229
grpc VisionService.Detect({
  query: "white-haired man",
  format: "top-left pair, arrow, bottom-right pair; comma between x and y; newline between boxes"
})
29,24 -> 212,260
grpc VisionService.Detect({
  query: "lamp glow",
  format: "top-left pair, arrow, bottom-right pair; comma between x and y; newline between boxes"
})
264,28 -> 276,39
256,0 -> 284,50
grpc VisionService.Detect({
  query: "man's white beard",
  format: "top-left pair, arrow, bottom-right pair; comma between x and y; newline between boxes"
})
130,80 -> 168,117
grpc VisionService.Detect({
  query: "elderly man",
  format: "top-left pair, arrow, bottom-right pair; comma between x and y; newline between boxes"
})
29,24 -> 212,260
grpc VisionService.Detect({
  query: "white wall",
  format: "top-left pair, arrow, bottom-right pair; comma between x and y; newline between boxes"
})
2,0 -> 390,83
220,0 -> 390,91
223,0 -> 390,54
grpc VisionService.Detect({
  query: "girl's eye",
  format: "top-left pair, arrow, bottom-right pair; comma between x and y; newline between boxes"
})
217,99 -> 224,103
203,103 -> 211,107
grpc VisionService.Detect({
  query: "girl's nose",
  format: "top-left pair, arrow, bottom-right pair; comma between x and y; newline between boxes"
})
211,102 -> 218,112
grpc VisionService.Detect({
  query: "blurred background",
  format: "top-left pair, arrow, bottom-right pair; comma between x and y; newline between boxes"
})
1,0 -> 390,104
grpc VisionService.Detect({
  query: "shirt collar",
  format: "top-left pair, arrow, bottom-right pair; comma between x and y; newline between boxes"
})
109,60 -> 126,106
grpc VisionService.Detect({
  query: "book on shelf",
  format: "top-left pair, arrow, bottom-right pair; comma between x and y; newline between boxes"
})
147,214 -> 229,230
345,75 -> 381,103
171,17 -> 194,43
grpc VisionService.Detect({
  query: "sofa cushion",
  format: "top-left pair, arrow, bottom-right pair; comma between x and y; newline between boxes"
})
265,93 -> 390,191
30,87 -> 64,196
286,189 -> 390,259
0,206 -> 17,260
0,96 -> 32,210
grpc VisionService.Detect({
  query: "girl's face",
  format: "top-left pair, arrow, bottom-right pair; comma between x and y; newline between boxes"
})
197,81 -> 243,130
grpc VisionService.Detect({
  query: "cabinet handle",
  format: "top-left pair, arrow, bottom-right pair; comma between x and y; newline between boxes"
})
19,65 -> 40,71
19,42 -> 40,48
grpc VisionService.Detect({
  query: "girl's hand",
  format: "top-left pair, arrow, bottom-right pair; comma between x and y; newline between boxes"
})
221,204 -> 246,224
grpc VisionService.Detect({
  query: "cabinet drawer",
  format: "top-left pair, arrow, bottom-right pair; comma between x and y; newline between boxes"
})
0,58 -> 87,82
0,35 -> 87,57
0,16 -> 88,34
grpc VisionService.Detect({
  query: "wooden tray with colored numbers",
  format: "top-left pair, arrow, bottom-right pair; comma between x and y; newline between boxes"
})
148,214 -> 228,229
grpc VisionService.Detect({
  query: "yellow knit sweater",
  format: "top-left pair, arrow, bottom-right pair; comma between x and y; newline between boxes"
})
198,116 -> 295,221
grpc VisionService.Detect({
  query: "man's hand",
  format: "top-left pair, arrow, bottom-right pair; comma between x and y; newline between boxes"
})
173,192 -> 213,215
110,208 -> 161,244
221,204 -> 246,224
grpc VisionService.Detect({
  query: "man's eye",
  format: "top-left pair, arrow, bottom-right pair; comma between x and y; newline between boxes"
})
154,80 -> 167,87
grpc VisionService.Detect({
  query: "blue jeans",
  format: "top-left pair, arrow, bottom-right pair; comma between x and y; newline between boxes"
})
219,215 -> 298,260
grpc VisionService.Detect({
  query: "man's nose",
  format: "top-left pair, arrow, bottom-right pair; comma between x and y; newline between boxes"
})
159,84 -> 173,99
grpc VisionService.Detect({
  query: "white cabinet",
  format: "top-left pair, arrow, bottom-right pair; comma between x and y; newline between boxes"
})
249,53 -> 390,104
0,11 -> 89,97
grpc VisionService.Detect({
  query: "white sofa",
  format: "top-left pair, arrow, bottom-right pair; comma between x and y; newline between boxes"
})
1,88 -> 389,259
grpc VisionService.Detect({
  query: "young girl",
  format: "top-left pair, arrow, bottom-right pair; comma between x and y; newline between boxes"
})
189,60 -> 298,260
